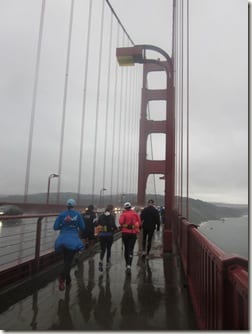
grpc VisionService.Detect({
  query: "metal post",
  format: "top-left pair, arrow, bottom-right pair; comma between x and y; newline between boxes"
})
46,173 -> 60,204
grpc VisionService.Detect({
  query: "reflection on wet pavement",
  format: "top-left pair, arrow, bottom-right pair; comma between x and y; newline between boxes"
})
0,232 -> 197,330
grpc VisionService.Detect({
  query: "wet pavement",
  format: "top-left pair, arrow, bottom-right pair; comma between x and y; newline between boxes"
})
0,231 -> 197,331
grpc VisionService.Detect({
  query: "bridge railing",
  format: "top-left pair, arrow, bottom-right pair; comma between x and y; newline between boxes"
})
0,214 -> 62,289
172,212 -> 248,330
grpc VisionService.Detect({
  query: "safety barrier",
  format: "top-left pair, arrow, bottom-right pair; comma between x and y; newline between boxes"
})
172,213 -> 248,330
0,213 -> 120,290
0,214 -> 61,289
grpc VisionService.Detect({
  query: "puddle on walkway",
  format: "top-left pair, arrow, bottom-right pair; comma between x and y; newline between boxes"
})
0,235 -> 197,330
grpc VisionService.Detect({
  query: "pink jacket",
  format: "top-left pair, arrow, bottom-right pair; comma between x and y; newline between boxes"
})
119,209 -> 141,234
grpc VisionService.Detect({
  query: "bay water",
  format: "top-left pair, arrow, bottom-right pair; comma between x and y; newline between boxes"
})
198,215 -> 248,259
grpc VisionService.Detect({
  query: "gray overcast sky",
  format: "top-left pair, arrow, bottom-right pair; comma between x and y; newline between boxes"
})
110,0 -> 248,204
0,0 -> 248,204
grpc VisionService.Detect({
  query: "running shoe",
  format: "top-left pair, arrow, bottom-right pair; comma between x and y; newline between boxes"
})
126,265 -> 131,275
58,278 -> 65,291
98,262 -> 103,272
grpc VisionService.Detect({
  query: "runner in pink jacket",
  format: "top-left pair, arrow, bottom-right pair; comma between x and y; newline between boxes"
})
119,202 -> 141,274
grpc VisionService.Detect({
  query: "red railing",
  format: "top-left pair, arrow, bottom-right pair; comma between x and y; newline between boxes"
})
172,213 -> 248,330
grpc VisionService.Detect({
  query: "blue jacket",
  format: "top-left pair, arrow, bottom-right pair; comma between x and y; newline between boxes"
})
54,209 -> 86,252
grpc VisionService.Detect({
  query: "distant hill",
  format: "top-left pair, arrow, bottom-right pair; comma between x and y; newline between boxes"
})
0,192 -> 248,225
184,198 -> 248,225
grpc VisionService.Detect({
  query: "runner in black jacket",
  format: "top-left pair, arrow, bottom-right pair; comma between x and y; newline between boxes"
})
140,199 -> 160,259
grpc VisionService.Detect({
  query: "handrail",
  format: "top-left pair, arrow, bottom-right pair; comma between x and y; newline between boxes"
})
0,212 -> 120,290
172,213 -> 248,330
0,213 -> 62,288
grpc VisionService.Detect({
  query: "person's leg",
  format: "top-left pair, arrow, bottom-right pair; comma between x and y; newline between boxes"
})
128,234 -> 137,266
59,248 -> 75,290
99,237 -> 107,261
122,234 -> 130,265
106,235 -> 113,264
147,230 -> 154,255
64,248 -> 76,285
99,237 -> 106,271
142,229 -> 148,254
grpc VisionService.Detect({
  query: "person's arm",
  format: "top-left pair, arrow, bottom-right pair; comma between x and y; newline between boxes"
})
119,213 -> 125,227
111,216 -> 117,231
140,210 -> 144,221
53,213 -> 63,230
134,212 -> 141,230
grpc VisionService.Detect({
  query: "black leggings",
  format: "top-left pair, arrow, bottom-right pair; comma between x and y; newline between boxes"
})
99,235 -> 113,262
60,248 -> 76,283
122,233 -> 137,266
142,229 -> 154,254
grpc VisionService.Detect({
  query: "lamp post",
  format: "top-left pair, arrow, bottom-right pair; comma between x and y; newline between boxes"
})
121,193 -> 126,208
46,173 -> 60,204
116,45 -> 175,252
99,188 -> 107,208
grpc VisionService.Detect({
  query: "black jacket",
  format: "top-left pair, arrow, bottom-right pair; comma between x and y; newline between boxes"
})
140,206 -> 160,231
98,212 -> 117,233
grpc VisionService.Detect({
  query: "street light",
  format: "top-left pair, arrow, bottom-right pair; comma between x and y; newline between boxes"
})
46,173 -> 60,204
99,188 -> 107,208
116,44 -> 175,252
121,193 -> 126,208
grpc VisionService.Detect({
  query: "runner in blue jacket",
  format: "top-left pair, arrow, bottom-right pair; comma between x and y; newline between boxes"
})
54,198 -> 85,291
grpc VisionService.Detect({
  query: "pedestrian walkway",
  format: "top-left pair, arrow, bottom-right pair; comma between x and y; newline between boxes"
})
0,231 -> 197,330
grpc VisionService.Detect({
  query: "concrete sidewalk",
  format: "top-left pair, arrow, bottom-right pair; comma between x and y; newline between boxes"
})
0,231 -> 197,330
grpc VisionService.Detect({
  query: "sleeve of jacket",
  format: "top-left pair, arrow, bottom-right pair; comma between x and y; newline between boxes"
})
111,216 -> 117,231
140,209 -> 145,222
53,213 -> 63,230
119,213 -> 125,226
155,209 -> 160,230
135,212 -> 141,229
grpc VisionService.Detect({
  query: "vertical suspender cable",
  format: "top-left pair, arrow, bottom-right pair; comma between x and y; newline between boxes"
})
91,0 -> 105,203
24,0 -> 46,202
126,70 -> 134,198
186,0 -> 190,219
102,11 -> 114,192
133,67 -> 141,203
172,0 -> 178,210
77,0 -> 93,203
177,0 -> 181,213
57,0 -> 75,203
121,66 -> 129,193
180,0 -> 184,214
116,33 -> 125,201
109,23 -> 120,201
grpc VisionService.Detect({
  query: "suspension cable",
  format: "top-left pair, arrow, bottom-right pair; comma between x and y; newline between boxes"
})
116,33 -> 125,200
105,0 -> 134,45
102,10 -> 114,192
77,0 -> 93,203
186,0 -> 190,219
57,0 -> 75,203
24,0 -> 46,202
180,0 -> 184,214
109,22 -> 120,202
121,66 -> 129,194
91,0 -> 105,202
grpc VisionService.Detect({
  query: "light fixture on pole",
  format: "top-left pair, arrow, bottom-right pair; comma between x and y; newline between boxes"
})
99,188 -> 107,208
46,173 -> 60,204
